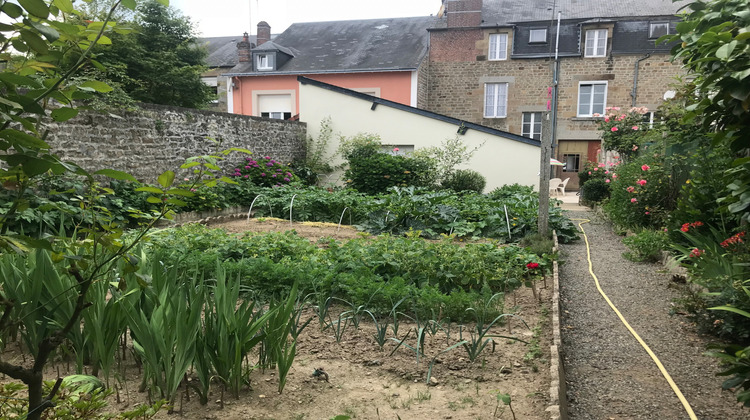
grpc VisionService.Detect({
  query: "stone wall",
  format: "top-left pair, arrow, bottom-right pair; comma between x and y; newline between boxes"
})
48,103 -> 306,182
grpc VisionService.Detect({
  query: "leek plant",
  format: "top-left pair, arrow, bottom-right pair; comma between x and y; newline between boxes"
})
460,293 -> 528,362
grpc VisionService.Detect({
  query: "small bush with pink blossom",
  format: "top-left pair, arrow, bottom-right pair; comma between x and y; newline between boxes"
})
597,106 -> 650,162
228,155 -> 299,188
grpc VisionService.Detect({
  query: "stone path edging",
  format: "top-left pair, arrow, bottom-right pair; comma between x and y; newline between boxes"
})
547,231 -> 569,420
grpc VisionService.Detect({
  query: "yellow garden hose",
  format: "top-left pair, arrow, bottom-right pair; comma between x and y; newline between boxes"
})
572,218 -> 698,420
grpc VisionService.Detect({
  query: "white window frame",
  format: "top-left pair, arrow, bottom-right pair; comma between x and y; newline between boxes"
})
577,81 -> 608,117
484,83 -> 508,118
522,112 -> 542,140
488,33 -> 508,61
649,22 -> 670,39
529,28 -> 547,43
584,29 -> 607,57
256,54 -> 273,70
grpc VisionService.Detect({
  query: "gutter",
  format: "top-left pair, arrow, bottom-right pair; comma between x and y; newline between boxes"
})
223,67 -> 419,78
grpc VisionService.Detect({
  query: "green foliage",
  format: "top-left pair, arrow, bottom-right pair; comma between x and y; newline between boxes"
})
674,224 -> 750,341
622,229 -> 669,263
581,178 -> 610,204
92,0 -> 214,108
358,186 -> 578,243
294,117 -> 335,185
604,155 -> 675,229
0,380 -> 165,419
343,144 -> 434,195
411,135 -> 485,185
441,169 -> 487,193
229,155 -> 298,187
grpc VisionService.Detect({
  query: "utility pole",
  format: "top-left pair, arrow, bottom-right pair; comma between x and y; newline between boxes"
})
538,112 -> 553,236
538,10 -> 561,237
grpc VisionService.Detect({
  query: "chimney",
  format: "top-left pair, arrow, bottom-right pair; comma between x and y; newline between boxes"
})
446,0 -> 482,28
257,21 -> 271,46
237,32 -> 251,62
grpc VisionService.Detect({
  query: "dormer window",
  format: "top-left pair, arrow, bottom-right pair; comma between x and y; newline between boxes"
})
584,29 -> 607,57
529,28 -> 547,43
256,53 -> 274,71
649,22 -> 670,39
489,33 -> 508,60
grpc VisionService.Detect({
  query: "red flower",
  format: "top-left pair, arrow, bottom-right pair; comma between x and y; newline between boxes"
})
641,164 -> 650,171
720,231 -> 746,248
636,179 -> 647,186
689,248 -> 704,258
526,262 -> 540,270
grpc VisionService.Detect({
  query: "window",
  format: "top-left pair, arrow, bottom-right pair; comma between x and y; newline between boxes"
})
642,111 -> 662,128
649,22 -> 670,39
577,82 -> 607,117
529,28 -> 547,43
584,29 -> 607,57
562,154 -> 580,172
522,112 -> 542,140
256,53 -> 274,70
484,83 -> 508,118
489,33 -> 508,60
261,112 -> 292,120
257,93 -> 292,119
201,76 -> 219,104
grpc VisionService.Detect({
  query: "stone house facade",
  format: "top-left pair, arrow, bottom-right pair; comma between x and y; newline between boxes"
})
426,0 -> 686,189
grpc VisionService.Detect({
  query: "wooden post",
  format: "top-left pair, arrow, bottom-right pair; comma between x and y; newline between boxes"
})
538,111 -> 553,237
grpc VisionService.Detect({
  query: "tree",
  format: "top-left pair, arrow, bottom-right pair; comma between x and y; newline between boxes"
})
668,0 -> 750,221
93,0 -> 214,108
0,1 -> 239,418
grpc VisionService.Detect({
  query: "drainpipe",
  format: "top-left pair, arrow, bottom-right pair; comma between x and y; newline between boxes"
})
550,11 -> 561,177
631,53 -> 651,107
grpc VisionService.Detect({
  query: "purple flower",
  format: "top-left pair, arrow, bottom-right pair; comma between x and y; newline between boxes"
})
266,162 -> 273,167
286,172 -> 292,177
277,169 -> 283,172
284,177 -> 290,182
264,156 -> 271,159
244,175 -> 249,178
272,174 -> 277,178
245,165 -> 251,169
260,173 -> 266,177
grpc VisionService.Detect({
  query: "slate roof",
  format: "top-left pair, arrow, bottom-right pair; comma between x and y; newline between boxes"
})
198,34 -> 277,68
480,0 -> 688,26
225,16 -> 435,76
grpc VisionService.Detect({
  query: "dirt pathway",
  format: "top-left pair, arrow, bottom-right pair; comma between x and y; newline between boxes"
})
559,210 -> 748,420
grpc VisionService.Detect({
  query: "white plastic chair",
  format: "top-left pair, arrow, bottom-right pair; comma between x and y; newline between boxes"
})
549,178 -> 562,196
555,177 -> 570,196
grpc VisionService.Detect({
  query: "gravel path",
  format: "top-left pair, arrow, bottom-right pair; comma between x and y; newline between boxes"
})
559,210 -> 749,420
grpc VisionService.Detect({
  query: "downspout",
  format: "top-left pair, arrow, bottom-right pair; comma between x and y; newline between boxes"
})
631,53 -> 651,107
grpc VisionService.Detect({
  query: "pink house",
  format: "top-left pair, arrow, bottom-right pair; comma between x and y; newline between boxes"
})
223,17 -> 435,118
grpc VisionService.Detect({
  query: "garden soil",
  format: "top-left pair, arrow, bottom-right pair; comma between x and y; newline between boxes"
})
25,218 -> 553,420
560,210 -> 749,419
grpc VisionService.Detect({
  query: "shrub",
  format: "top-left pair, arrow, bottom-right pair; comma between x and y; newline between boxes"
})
441,169 -> 487,193
622,229 -> 669,263
486,184 -> 534,200
604,156 -> 673,230
581,178 -> 610,203
229,155 -> 298,188
344,149 -> 433,195
597,106 -> 650,162
578,160 -> 614,187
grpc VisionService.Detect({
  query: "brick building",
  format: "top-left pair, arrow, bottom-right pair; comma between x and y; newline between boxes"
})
426,0 -> 686,189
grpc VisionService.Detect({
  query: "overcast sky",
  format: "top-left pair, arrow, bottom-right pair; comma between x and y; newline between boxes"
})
170,0 -> 442,37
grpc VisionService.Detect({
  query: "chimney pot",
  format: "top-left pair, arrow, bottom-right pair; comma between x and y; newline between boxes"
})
237,32 -> 252,63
